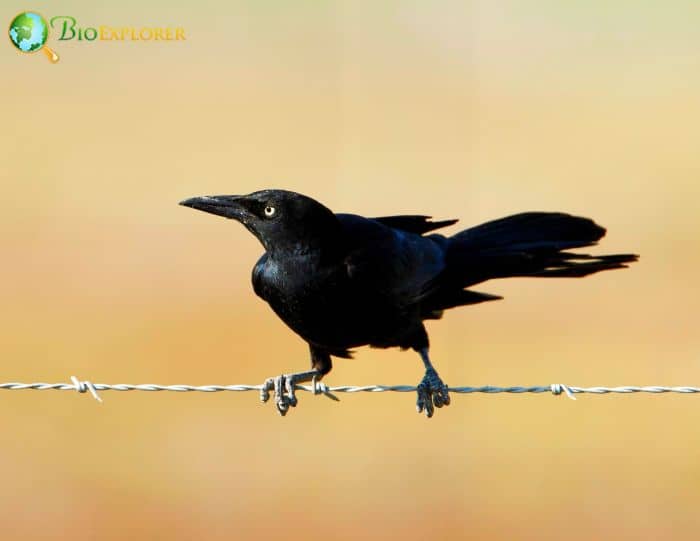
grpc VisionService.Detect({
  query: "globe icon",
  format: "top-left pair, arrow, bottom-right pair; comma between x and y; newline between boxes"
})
8,11 -> 59,62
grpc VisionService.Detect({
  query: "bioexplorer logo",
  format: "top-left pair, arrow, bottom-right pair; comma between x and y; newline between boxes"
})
8,11 -> 186,63
8,12 -> 59,62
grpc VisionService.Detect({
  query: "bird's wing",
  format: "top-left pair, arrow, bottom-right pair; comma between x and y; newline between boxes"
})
337,214 -> 447,308
371,215 -> 458,235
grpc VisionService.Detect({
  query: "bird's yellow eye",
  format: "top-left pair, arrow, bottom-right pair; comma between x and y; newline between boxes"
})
264,206 -> 276,217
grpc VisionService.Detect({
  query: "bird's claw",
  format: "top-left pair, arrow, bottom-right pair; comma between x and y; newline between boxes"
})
260,374 -> 298,416
416,367 -> 450,418
260,371 -> 336,416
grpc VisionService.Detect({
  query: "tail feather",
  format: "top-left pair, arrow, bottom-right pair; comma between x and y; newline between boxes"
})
430,212 -> 638,310
450,212 -> 606,252
529,252 -> 638,278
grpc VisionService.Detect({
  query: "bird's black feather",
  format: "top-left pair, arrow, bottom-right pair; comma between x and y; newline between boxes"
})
182,190 -> 638,377
372,215 -> 458,235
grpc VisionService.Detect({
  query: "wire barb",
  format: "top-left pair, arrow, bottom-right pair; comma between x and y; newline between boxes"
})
311,376 -> 340,401
550,383 -> 576,400
70,376 -> 103,403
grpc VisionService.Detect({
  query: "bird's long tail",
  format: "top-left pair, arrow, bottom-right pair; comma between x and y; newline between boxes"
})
446,212 -> 638,287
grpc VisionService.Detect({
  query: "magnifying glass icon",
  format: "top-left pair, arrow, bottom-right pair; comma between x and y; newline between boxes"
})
8,11 -> 59,63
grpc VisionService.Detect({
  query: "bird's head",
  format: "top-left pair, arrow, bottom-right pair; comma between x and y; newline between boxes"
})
180,189 -> 341,255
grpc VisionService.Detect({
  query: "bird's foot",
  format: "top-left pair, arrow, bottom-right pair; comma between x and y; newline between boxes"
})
416,367 -> 450,418
260,374 -> 298,416
259,370 -> 321,416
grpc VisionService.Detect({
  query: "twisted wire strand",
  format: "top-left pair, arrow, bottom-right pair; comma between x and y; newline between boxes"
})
1,378 -> 699,403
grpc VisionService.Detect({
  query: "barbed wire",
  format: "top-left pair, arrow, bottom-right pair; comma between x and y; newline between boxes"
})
1,377 -> 700,404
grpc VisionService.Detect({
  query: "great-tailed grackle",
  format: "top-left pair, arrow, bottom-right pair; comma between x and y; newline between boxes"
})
180,189 -> 637,417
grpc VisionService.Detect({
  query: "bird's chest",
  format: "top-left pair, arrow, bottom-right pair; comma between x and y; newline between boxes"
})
253,254 -> 414,349
254,257 -> 350,324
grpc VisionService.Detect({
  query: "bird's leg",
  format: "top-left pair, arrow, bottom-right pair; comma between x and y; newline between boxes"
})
259,347 -> 336,416
260,369 -> 319,416
416,348 -> 450,418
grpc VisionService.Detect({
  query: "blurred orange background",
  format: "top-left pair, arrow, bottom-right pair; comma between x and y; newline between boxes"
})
2,1 -> 700,539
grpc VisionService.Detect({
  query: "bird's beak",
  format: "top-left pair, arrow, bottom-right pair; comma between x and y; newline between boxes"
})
179,195 -> 248,220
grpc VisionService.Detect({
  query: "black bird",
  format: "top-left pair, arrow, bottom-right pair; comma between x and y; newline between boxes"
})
180,189 -> 637,417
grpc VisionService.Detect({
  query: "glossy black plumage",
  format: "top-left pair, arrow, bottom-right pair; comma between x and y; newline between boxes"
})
180,189 -> 638,416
